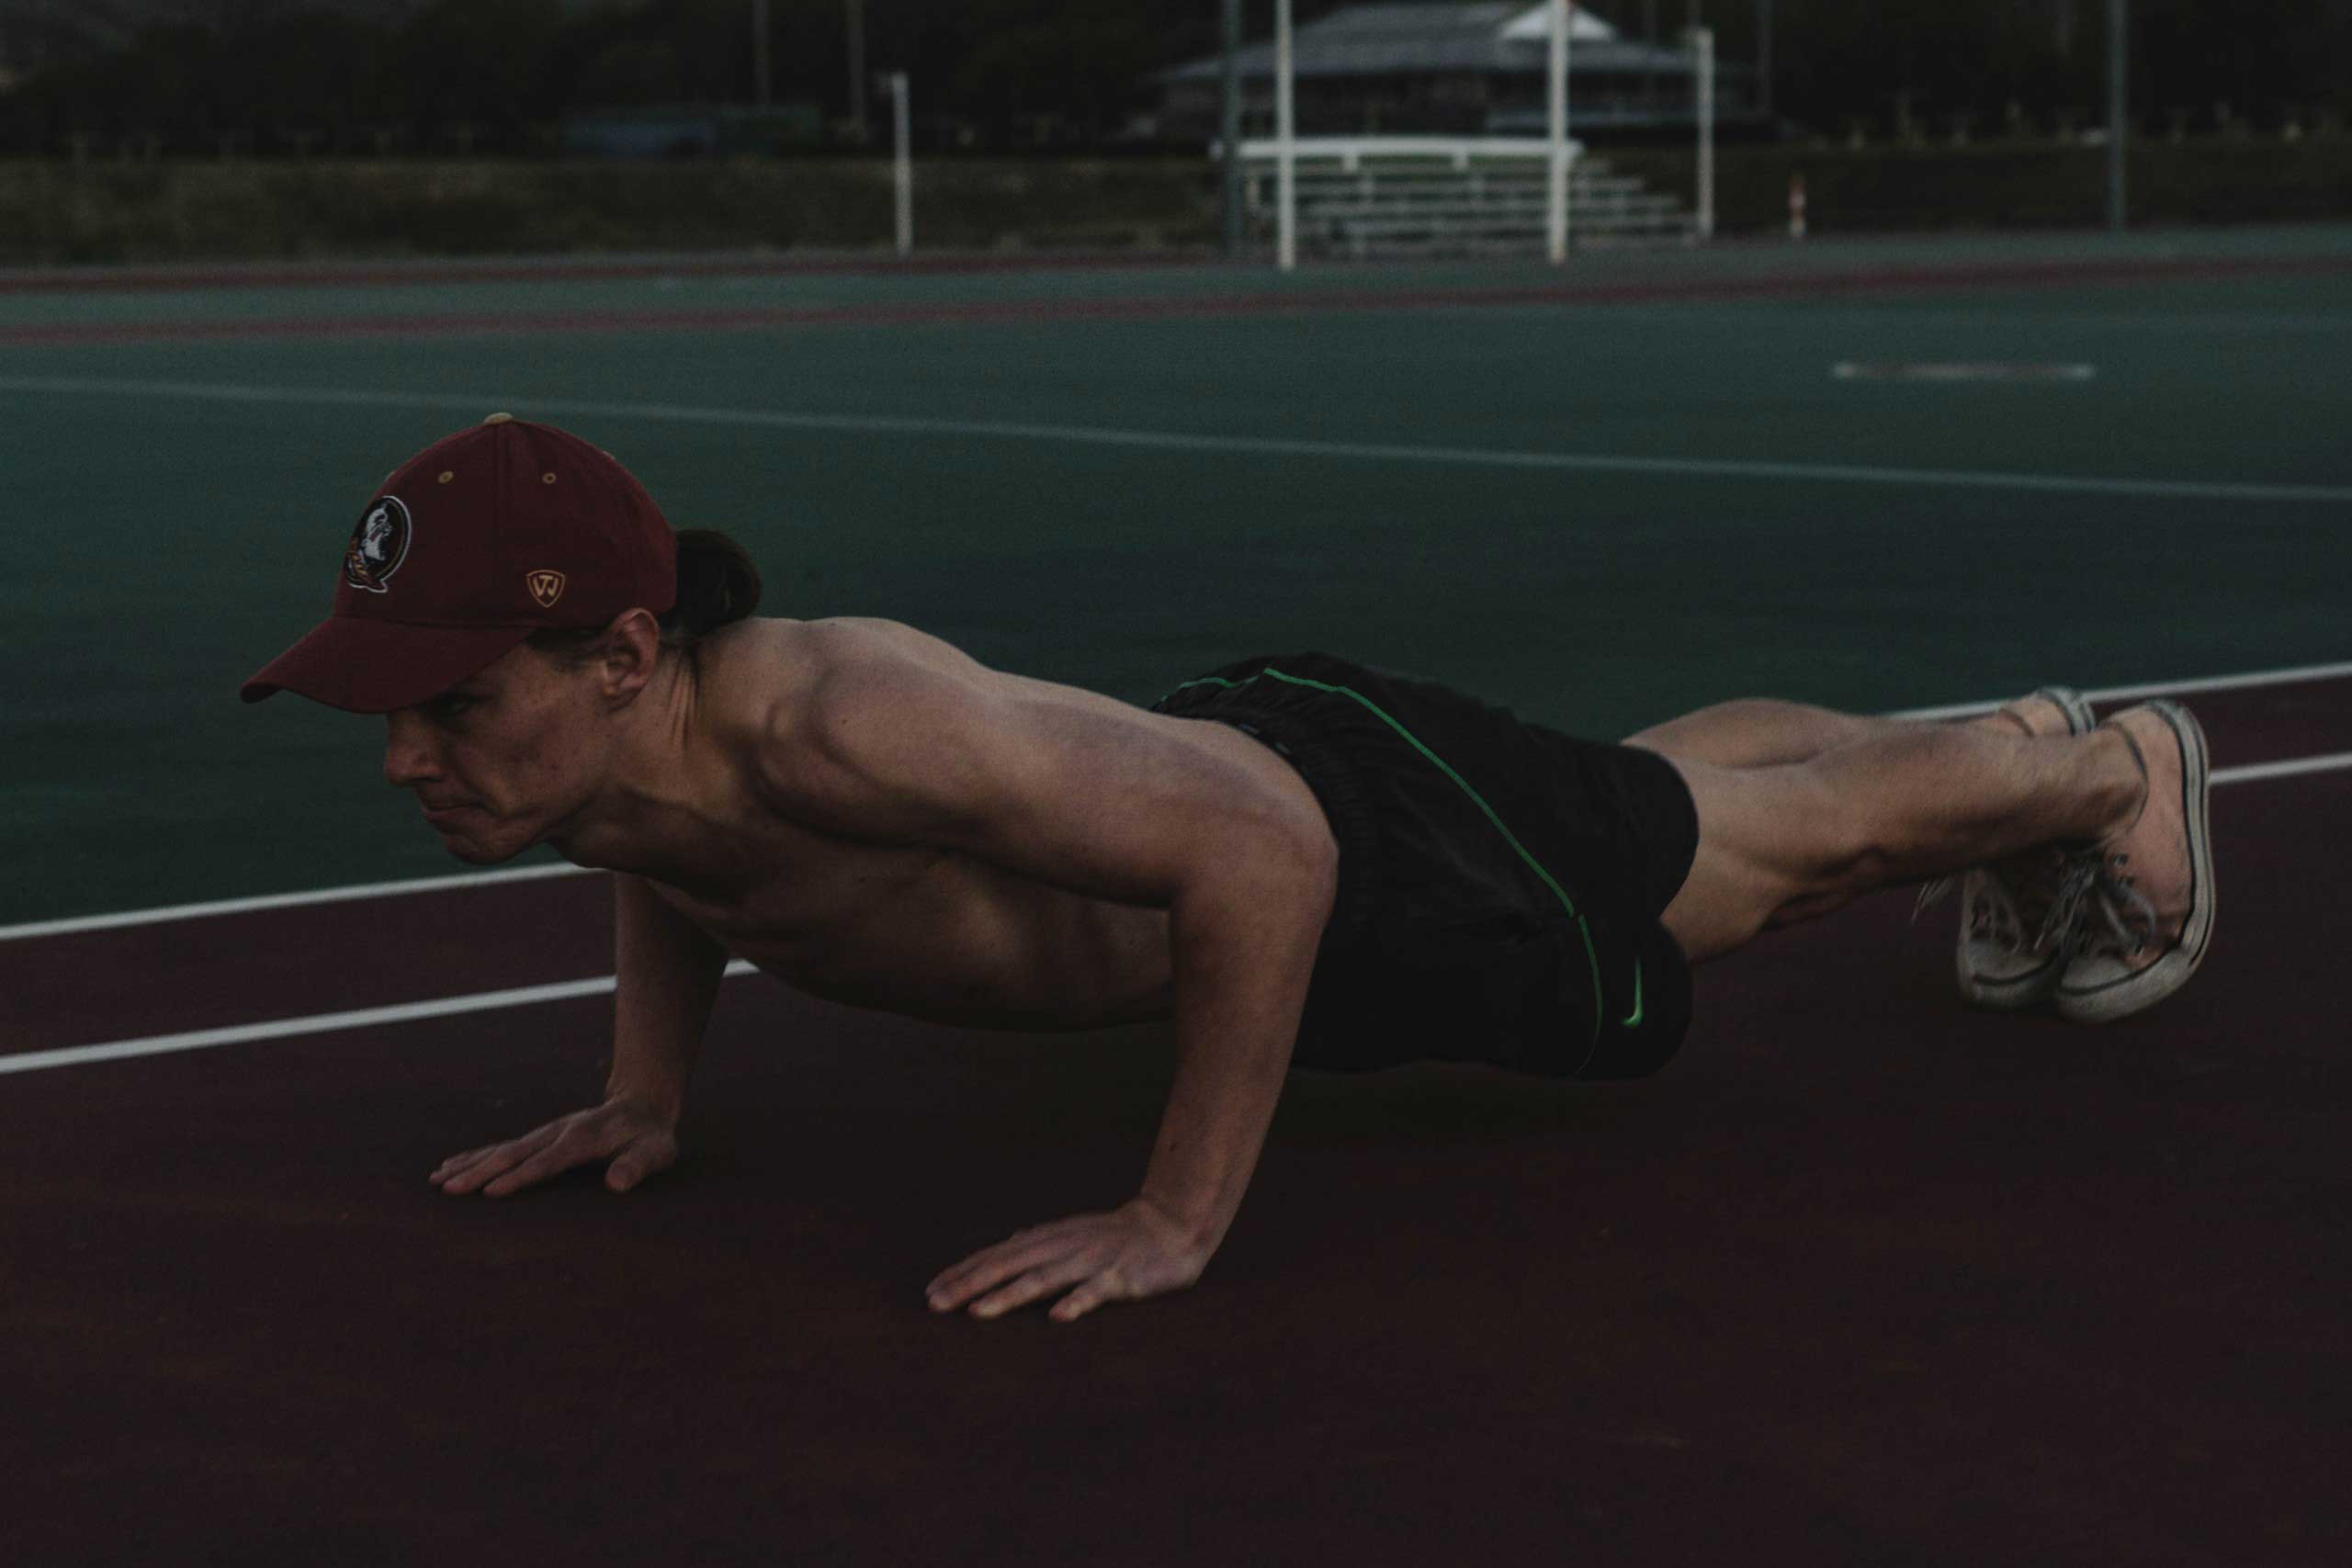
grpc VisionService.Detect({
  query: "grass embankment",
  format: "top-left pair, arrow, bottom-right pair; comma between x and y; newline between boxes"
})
0,156 -> 1221,265
1611,138 -> 2352,233
3,141 -> 2347,265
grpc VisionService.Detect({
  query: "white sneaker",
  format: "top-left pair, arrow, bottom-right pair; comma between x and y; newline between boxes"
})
1915,687 -> 2098,1010
2052,701 -> 2216,1024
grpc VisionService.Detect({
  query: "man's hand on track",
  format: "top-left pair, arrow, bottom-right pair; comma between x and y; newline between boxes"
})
430,1097 -> 679,1198
926,1197 -> 1210,1324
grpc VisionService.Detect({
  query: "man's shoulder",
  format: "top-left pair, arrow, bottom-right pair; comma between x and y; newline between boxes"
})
701,616 -> 954,720
718,617 -> 998,803
756,617 -> 995,723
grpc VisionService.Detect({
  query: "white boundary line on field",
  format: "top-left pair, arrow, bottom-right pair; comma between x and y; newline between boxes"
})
0,961 -> 758,1078
4,375 -> 2351,505
0,861 -> 593,941
4,656 -> 2348,947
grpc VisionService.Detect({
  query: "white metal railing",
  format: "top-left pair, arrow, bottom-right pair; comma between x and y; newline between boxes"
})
1235,136 -> 1585,173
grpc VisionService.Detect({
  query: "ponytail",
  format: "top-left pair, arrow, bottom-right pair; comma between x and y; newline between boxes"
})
660,528 -> 763,647
526,527 -> 763,674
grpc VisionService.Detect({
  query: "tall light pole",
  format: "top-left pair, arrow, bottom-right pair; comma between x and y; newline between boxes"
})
1693,25 -> 1714,240
1546,0 -> 1570,264
1220,0 -> 1242,256
2107,0 -> 2129,230
848,0 -> 868,142
1275,0 -> 1295,271
752,0 -> 771,108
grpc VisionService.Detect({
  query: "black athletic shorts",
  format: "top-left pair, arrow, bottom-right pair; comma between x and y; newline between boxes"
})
1151,652 -> 1700,1080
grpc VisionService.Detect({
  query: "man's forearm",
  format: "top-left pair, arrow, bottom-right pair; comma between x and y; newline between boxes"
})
1137,849 -> 1335,1254
606,873 -> 729,1118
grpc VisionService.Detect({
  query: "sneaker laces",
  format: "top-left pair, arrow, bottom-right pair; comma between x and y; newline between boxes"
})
1913,846 -> 2088,957
2043,847 -> 2162,960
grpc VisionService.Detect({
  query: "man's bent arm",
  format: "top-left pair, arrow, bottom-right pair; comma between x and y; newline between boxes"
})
1142,845 -> 1335,1254
607,872 -> 729,1120
774,631 -> 1349,1315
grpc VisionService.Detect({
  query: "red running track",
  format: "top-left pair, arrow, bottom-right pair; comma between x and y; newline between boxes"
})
4,675 -> 2346,1565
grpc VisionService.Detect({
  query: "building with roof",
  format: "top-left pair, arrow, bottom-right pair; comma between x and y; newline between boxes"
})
1156,3 -> 1760,142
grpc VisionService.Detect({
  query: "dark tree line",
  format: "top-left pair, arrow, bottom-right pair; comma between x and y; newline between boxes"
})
1758,0 -> 2352,141
3,0 -> 2346,154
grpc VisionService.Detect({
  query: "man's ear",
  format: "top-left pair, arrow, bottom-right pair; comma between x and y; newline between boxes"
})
598,608 -> 663,705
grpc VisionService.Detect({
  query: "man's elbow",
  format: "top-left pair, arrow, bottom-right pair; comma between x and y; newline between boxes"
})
1238,821 -> 1340,929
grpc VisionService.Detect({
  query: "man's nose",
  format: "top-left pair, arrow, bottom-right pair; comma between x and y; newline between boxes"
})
383,710 -> 440,789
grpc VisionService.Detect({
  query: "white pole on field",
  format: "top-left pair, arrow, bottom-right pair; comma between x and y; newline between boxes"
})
890,72 -> 912,256
1275,0 -> 1296,271
1546,0 -> 1570,264
1693,26 -> 1714,241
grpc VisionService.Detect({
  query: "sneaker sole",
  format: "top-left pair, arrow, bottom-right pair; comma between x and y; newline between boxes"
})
2052,700 -> 2216,1023
1957,686 -> 2098,1010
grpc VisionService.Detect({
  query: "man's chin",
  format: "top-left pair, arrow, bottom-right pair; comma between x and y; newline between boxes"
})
431,823 -> 532,866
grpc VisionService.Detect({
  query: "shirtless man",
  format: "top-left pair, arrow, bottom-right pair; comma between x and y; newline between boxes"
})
243,416 -> 2215,1324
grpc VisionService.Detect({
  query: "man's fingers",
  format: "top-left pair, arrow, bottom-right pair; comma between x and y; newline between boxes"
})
435,1126 -> 566,1194
431,1145 -> 521,1187
480,1124 -> 623,1197
925,1213 -> 1108,1304
967,1257 -> 1096,1321
465,1124 -> 588,1197
434,1108 -> 675,1198
436,1120 -> 567,1177
430,1143 -> 510,1183
1050,1281 -> 1111,1323
927,1238 -> 1057,1312
932,1237 -> 1111,1317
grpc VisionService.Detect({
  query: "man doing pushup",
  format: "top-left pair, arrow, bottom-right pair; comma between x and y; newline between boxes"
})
243,417 -> 2215,1324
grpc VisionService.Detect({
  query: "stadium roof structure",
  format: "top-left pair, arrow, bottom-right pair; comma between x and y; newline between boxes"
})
1159,3 -> 1705,85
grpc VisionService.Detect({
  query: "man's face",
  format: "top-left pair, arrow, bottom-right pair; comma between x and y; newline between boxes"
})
382,642 -> 609,863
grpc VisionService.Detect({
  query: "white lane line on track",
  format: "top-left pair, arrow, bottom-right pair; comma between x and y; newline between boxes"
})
0,861 -> 590,942
4,374 -> 2351,505
4,657 -> 2348,946
2212,750 -> 2352,784
2,755 -> 2346,1078
1895,658 -> 2352,718
0,961 -> 758,1077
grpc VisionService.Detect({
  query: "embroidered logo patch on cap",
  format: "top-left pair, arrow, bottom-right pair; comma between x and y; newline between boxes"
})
526,570 -> 567,608
343,496 -> 413,594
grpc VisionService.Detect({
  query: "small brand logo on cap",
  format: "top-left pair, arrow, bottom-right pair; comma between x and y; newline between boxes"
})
343,496 -> 413,594
526,570 -> 568,608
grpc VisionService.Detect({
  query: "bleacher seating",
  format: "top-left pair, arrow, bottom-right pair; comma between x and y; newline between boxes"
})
1238,137 -> 1698,258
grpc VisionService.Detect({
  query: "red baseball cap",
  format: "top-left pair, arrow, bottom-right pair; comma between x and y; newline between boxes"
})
242,413 -> 677,713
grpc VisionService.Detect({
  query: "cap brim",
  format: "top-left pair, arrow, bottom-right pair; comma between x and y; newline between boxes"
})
241,615 -> 537,713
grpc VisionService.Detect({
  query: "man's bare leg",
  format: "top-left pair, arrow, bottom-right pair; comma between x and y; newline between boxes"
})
1635,715 -> 2144,964
1624,697 -> 2032,772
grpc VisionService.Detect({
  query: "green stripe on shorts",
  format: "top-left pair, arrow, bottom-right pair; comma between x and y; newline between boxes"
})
1171,667 -> 1610,1053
